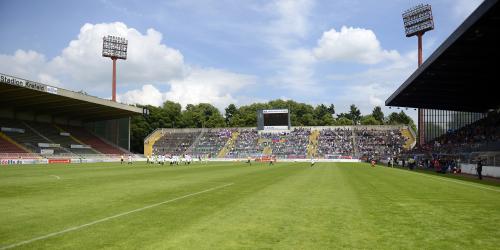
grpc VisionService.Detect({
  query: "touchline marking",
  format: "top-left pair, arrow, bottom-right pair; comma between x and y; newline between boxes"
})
0,183 -> 234,250
391,168 -> 500,193
50,175 -> 60,180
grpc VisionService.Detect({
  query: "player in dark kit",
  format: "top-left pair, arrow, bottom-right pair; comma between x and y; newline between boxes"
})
476,159 -> 483,180
269,156 -> 274,166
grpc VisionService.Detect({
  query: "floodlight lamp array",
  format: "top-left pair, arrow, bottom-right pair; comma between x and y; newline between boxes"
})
402,4 -> 434,37
102,35 -> 128,59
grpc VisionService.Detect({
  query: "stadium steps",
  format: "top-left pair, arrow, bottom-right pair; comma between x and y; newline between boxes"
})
218,131 -> 239,158
262,146 -> 273,156
306,130 -> 320,158
184,129 -> 205,155
401,127 -> 416,150
0,131 -> 32,153
23,122 -> 75,156
352,127 -> 358,157
61,126 -> 125,155
53,124 -> 102,154
143,129 -> 164,157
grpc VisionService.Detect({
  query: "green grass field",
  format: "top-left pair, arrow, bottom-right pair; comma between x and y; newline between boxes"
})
1,162 -> 499,249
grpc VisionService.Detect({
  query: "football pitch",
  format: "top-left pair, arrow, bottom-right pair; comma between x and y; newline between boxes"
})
1,162 -> 499,249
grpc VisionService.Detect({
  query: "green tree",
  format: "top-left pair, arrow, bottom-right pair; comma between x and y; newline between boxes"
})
371,106 -> 384,123
361,115 -> 381,125
321,114 -> 335,126
327,104 -> 335,115
162,101 -> 182,128
314,104 -> 330,125
182,103 -> 226,128
224,104 -> 238,125
337,106 -> 360,124
130,113 -> 150,153
387,111 -> 416,132
335,117 -> 354,126
302,113 -> 316,126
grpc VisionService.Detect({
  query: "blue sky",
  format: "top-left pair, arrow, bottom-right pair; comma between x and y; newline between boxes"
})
0,0 -> 484,120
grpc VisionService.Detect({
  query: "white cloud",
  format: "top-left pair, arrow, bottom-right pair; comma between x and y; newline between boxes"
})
332,50 -> 418,121
313,26 -> 400,64
1,22 -> 185,93
0,22 -> 256,111
262,0 -> 319,93
270,48 -> 317,92
49,22 -> 185,91
165,68 -> 255,110
117,84 -> 165,106
0,50 -> 57,84
117,68 -> 255,110
266,0 -> 314,39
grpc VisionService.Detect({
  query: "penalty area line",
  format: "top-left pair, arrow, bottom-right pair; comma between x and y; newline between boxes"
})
0,182 -> 234,250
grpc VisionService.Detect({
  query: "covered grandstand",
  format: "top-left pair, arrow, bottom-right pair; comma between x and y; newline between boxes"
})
386,0 -> 500,173
0,73 -> 142,163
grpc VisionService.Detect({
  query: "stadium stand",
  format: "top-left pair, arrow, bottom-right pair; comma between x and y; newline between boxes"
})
226,129 -> 261,158
188,129 -> 233,157
0,133 -> 26,153
1,73 -> 142,162
355,127 -> 406,160
0,118 -> 54,153
148,126 -> 410,160
260,128 -> 311,158
316,127 -> 354,158
411,111 -> 500,155
152,130 -> 201,156
386,0 -> 500,169
217,131 -> 239,157
61,125 -> 126,155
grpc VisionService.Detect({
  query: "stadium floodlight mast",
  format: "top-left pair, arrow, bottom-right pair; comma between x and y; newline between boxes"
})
402,3 -> 434,146
102,35 -> 128,102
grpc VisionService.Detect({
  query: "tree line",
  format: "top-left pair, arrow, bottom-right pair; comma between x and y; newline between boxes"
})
131,99 -> 415,153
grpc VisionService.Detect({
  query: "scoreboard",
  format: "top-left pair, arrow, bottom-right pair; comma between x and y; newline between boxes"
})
257,109 -> 291,130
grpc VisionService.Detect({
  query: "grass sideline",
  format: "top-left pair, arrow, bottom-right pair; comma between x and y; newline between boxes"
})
1,162 -> 499,249
379,164 -> 500,188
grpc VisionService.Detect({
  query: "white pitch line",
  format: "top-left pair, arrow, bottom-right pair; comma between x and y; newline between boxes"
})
390,168 -> 500,193
0,183 -> 234,250
50,175 -> 60,180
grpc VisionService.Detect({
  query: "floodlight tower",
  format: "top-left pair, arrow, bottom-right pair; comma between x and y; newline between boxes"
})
102,35 -> 128,102
402,4 -> 434,146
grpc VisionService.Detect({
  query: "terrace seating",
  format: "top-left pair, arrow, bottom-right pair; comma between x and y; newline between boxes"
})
61,126 -> 125,155
0,134 -> 26,153
430,112 -> 500,154
153,131 -> 200,155
149,127 -> 409,160
355,128 -> 406,159
316,128 -> 354,157
26,122 -> 96,155
260,128 -> 311,158
188,129 -> 232,157
226,129 -> 261,158
0,119 -> 51,153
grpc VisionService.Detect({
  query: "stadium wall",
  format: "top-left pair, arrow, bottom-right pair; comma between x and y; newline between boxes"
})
460,164 -> 500,178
